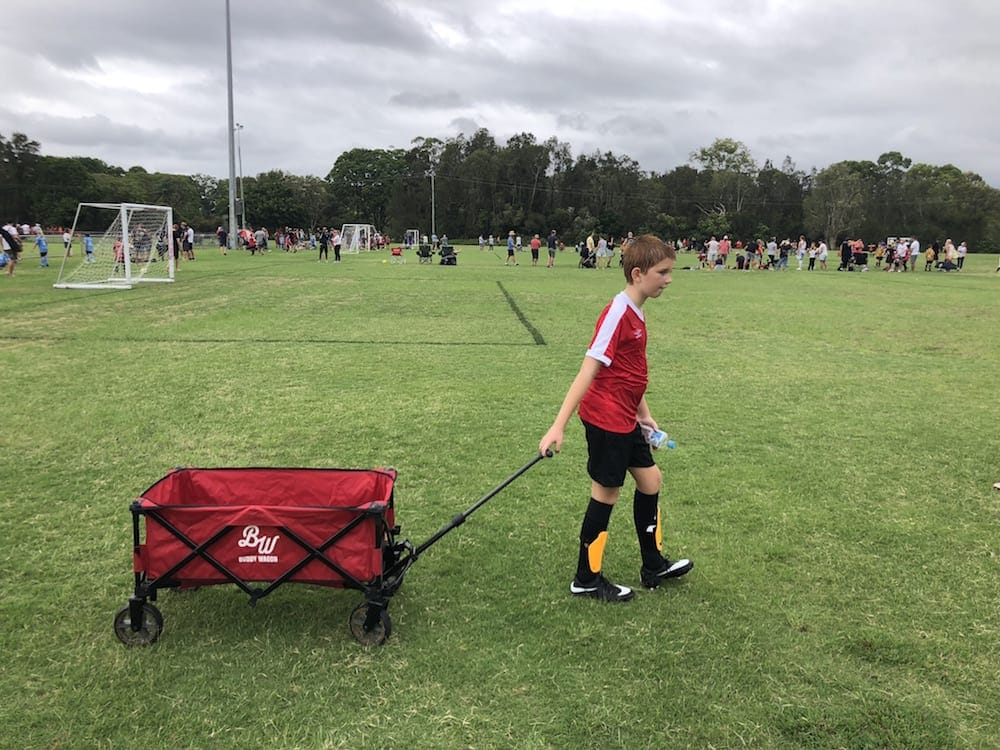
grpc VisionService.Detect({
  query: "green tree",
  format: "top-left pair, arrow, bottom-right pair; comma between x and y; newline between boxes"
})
689,138 -> 758,228
325,148 -> 408,230
246,170 -> 304,229
804,161 -> 867,244
30,157 -> 97,226
754,157 -> 806,240
0,131 -> 42,219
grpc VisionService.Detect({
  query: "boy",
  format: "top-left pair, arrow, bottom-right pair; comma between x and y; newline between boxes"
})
34,233 -> 49,267
539,235 -> 693,602
83,233 -> 95,263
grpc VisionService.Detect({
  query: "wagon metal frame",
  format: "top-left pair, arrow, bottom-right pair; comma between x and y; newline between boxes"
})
115,453 -> 548,646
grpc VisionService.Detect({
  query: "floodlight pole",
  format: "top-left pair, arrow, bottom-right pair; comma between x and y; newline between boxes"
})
429,168 -> 436,238
235,123 -> 246,227
225,0 -> 238,246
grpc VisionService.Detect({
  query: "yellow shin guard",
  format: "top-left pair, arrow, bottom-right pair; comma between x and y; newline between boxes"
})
655,508 -> 662,552
587,531 -> 608,574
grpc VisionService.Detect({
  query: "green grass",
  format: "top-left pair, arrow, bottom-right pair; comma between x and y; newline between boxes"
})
1,245 -> 997,749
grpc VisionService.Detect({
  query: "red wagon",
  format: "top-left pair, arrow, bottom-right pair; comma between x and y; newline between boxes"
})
115,454 -> 547,647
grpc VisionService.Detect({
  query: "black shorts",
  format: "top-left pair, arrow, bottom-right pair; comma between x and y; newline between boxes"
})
583,419 -> 654,488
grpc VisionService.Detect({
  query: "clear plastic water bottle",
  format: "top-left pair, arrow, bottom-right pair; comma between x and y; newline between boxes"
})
641,424 -> 676,450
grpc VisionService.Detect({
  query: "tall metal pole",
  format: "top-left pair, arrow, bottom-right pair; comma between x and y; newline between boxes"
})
235,123 -> 246,227
429,168 -> 436,238
225,0 -> 238,248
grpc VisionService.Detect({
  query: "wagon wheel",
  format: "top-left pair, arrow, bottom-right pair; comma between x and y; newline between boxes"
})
349,603 -> 391,646
113,602 -> 163,647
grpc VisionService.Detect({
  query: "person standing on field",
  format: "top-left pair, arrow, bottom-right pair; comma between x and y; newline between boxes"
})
547,229 -> 558,268
331,228 -> 342,263
956,241 -> 967,269
34,233 -> 49,267
529,233 -> 542,266
909,237 -> 921,272
1,224 -> 20,277
317,227 -> 329,262
506,230 -> 518,266
539,235 -> 693,603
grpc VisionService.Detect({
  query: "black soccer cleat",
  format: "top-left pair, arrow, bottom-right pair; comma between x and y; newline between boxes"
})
570,574 -> 635,602
640,557 -> 694,589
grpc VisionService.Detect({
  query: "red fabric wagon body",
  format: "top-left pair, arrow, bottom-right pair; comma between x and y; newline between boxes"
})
134,467 -> 397,589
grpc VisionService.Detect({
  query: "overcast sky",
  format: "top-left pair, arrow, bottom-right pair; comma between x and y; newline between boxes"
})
3,0 -> 998,186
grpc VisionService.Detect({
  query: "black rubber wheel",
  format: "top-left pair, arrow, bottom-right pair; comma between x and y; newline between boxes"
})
349,603 -> 391,646
113,602 -> 163,647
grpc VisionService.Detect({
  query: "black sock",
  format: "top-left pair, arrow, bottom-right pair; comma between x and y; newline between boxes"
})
633,489 -> 663,569
577,498 -> 613,583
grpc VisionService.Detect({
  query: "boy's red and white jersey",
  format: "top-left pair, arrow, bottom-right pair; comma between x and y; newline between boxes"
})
579,291 -> 648,433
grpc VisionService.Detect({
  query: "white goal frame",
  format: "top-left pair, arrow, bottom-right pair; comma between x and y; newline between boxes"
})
54,202 -> 174,290
340,223 -> 375,253
404,228 -> 420,248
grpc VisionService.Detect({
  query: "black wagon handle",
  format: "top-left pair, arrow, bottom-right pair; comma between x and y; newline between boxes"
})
412,450 -> 553,557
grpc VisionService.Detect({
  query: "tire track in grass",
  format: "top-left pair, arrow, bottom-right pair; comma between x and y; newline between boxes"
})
496,281 -> 545,345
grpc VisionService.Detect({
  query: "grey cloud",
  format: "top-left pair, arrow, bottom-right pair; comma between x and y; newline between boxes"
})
390,91 -> 465,109
1,0 -> 998,185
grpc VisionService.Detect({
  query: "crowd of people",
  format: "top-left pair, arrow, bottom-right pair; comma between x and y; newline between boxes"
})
682,234 -> 973,273
3,216 -> 995,277
465,229 -> 990,275
0,220 -> 55,277
460,228 -> 996,278
220,225 -> 394,262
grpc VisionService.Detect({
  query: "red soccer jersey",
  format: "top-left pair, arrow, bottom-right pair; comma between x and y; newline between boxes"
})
578,292 -> 648,433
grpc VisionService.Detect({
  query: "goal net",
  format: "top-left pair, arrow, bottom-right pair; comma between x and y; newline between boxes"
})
54,203 -> 174,290
404,229 -> 420,248
340,223 -> 374,253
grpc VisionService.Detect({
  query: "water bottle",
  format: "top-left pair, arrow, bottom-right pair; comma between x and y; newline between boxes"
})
641,424 -> 676,450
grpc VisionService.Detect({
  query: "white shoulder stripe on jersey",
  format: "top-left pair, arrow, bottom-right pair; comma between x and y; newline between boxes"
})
586,292 -> 637,365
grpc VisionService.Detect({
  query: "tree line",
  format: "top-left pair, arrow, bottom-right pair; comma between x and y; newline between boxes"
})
2,130 -> 997,251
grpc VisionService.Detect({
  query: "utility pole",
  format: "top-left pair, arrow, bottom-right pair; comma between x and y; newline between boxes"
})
235,123 -> 246,227
225,0 -> 238,248
429,167 -> 436,238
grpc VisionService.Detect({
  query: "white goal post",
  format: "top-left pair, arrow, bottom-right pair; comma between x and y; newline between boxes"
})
340,223 -> 375,253
404,229 -> 420,247
54,203 -> 174,290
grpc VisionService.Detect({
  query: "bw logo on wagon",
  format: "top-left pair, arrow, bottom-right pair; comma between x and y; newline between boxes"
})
237,525 -> 280,563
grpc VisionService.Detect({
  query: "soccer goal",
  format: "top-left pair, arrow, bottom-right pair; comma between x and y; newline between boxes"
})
54,203 -> 174,290
404,228 -> 420,248
340,223 -> 375,253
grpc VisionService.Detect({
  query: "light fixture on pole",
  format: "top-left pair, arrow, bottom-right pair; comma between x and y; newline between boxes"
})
235,123 -> 246,227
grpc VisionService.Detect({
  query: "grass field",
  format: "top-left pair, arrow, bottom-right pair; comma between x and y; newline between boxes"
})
1,243 -> 997,749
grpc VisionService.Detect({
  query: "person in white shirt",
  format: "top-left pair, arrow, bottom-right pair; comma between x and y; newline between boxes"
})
956,241 -> 968,270
706,236 -> 719,267
3,222 -> 21,276
62,229 -> 72,256
895,240 -> 909,271
908,238 -> 920,272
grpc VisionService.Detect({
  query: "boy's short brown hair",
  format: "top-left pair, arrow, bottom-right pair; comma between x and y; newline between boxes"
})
622,235 -> 675,282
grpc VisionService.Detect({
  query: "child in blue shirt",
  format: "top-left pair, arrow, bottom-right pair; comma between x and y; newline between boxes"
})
84,234 -> 95,263
34,235 -> 49,267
